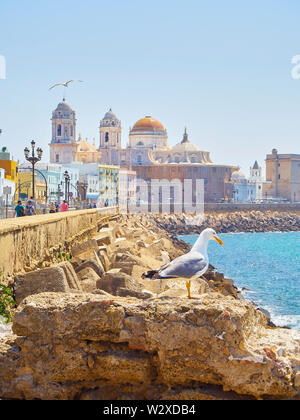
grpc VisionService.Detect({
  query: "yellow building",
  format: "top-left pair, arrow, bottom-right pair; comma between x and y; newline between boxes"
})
0,147 -> 18,190
17,172 -> 46,204
98,165 -> 119,207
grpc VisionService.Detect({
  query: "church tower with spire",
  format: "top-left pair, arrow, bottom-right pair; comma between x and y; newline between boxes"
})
50,99 -> 77,164
99,109 -> 122,149
249,160 -> 264,200
249,160 -> 262,180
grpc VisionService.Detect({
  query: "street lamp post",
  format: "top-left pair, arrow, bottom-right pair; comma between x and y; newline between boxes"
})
24,140 -> 43,200
57,184 -> 62,205
83,181 -> 88,202
63,171 -> 71,203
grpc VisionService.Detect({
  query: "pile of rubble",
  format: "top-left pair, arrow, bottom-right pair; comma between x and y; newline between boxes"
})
12,214 -> 239,304
152,211 -> 300,234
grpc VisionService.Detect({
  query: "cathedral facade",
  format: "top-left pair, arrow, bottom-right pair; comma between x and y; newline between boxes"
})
49,100 -> 236,202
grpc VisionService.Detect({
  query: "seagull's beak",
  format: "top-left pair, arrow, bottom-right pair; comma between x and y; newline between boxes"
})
214,236 -> 223,246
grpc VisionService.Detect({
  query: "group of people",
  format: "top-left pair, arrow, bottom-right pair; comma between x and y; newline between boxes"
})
14,199 -> 69,218
14,198 -> 36,217
49,201 -> 69,214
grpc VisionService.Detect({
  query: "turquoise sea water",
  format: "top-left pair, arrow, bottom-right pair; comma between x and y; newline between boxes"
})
180,232 -> 300,330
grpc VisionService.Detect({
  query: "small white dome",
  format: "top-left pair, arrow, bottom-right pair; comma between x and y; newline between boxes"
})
171,129 -> 200,153
232,169 -> 247,181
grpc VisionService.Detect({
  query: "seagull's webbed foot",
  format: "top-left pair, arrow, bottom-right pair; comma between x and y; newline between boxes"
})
186,281 -> 192,299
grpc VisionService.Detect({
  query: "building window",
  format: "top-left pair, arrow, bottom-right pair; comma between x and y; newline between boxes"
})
56,154 -> 59,163
57,125 -> 62,136
70,126 -> 73,136
137,155 -> 142,165
105,133 -> 109,143
278,174 -> 280,179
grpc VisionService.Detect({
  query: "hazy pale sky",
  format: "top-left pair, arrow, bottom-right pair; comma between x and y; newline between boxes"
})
1,0 -> 300,174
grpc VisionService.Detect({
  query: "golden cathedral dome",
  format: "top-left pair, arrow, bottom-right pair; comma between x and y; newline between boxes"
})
131,116 -> 166,134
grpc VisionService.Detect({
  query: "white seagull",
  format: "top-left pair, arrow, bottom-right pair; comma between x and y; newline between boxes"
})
49,80 -> 84,90
143,228 -> 223,299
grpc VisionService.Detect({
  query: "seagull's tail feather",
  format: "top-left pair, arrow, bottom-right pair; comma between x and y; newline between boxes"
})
142,270 -> 161,280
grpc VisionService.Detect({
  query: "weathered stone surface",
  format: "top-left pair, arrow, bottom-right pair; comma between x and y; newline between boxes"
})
118,288 -> 154,300
0,209 -> 114,284
93,232 -> 113,246
139,277 -> 209,296
71,239 -> 99,258
0,292 -> 298,400
96,271 -> 143,296
80,278 -> 98,294
98,250 -> 111,272
14,267 -> 70,304
2,212 -> 300,400
294,372 -> 300,390
58,261 -> 83,292
151,210 -> 300,235
75,259 -> 104,278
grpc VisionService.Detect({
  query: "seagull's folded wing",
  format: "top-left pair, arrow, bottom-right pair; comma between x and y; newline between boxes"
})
158,252 -> 208,278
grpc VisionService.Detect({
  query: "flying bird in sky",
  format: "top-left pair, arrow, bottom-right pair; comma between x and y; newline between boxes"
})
49,80 -> 83,90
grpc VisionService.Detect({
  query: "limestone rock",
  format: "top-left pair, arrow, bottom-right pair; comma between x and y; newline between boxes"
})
93,232 -> 113,246
75,259 -> 104,279
58,261 -> 83,292
77,267 -> 100,282
98,250 -> 111,272
0,292 -> 297,400
96,271 -> 143,296
14,267 -> 71,305
118,288 -> 153,300
71,239 -> 99,259
80,278 -> 98,294
294,372 -> 300,390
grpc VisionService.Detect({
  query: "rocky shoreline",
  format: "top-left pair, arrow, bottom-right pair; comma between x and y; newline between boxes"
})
0,213 -> 299,400
151,211 -> 300,234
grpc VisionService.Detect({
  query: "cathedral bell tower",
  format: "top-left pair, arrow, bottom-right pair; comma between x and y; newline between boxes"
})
50,99 -> 77,164
99,109 -> 122,149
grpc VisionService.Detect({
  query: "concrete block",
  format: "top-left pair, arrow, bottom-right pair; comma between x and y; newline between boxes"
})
14,267 -> 70,305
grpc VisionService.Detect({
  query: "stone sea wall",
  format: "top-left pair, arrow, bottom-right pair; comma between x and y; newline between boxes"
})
0,208 -> 117,284
1,208 -> 299,286
0,214 -> 299,400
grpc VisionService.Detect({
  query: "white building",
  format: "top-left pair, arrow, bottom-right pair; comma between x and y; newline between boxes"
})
232,169 -> 256,203
0,168 -> 15,206
119,168 -> 137,213
249,160 -> 264,201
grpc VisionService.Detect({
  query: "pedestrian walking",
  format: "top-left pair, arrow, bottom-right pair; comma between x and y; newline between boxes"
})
60,200 -> 69,212
49,203 -> 56,214
14,201 -> 25,218
25,200 -> 36,216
